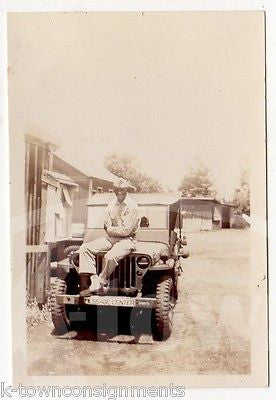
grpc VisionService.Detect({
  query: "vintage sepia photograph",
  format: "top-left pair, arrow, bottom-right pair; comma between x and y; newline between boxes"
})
8,11 -> 267,387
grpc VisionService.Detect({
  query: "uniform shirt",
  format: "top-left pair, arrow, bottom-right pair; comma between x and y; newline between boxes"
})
104,194 -> 140,238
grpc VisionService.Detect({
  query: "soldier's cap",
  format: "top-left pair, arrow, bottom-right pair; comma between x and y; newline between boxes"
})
113,177 -> 135,191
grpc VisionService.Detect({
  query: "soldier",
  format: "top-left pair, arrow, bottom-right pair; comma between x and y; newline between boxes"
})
78,178 -> 140,296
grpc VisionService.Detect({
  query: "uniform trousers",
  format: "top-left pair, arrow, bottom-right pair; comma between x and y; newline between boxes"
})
78,236 -> 136,282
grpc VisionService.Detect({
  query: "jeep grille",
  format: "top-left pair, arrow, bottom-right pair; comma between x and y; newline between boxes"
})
96,254 -> 137,293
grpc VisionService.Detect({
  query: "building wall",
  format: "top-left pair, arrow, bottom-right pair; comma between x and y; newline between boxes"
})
91,176 -> 114,194
221,205 -> 230,228
25,136 -> 52,245
43,181 -> 75,242
73,184 -> 90,223
25,135 -> 56,303
181,200 -> 213,232
229,207 -> 235,228
213,204 -> 223,228
53,156 -> 114,224
181,199 -> 233,232
53,155 -> 90,223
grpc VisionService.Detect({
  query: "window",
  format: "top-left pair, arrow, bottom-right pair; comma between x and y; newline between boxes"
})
137,205 -> 168,229
97,187 -> 103,193
140,216 -> 149,228
108,188 -> 114,193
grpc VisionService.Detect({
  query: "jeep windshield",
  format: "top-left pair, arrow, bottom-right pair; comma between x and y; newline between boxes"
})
85,193 -> 181,243
87,204 -> 168,229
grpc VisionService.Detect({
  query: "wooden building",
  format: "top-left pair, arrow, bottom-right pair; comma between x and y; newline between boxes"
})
25,134 -> 58,303
180,197 -> 235,232
42,170 -> 79,242
25,136 -> 119,301
52,151 -> 118,227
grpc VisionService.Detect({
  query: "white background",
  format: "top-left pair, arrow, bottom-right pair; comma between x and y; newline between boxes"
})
0,1 -> 275,399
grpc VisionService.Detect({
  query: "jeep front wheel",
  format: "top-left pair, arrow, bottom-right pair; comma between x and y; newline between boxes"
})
153,276 -> 175,341
50,278 -> 70,335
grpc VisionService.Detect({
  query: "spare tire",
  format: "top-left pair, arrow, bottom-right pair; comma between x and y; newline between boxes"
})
64,245 -> 80,258
50,278 -> 70,335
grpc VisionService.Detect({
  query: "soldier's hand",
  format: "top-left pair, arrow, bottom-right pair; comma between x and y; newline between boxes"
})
104,222 -> 111,231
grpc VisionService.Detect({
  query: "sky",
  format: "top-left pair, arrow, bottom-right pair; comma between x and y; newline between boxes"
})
8,12 -> 265,199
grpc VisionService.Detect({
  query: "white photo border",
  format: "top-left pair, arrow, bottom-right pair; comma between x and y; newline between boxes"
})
1,1 -> 275,399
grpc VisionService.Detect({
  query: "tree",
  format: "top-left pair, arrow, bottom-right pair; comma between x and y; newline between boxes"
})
178,165 -> 216,197
104,153 -> 163,193
232,170 -> 250,215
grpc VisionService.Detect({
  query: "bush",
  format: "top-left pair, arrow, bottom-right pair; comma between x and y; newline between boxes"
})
26,295 -> 51,327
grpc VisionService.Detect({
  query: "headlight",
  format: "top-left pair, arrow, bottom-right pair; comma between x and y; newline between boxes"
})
136,256 -> 150,269
160,249 -> 169,262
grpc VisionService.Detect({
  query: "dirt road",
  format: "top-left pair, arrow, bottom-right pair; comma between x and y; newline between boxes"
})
27,230 -> 250,375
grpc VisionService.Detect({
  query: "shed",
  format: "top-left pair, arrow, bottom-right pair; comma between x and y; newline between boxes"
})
180,197 -> 235,232
25,134 -> 58,303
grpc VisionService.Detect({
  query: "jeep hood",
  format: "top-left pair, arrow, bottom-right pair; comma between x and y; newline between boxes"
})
132,241 -> 169,264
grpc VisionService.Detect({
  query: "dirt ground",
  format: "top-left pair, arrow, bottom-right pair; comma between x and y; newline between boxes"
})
27,229 -> 251,376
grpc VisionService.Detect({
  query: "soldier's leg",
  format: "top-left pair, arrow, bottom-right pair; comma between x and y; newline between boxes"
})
99,238 -> 136,282
79,237 -> 112,274
78,237 -> 112,295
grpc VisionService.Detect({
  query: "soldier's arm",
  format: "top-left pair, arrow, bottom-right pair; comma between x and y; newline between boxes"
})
106,207 -> 139,237
103,208 -> 112,231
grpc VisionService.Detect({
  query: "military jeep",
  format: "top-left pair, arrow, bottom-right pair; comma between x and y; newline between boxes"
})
50,193 -> 189,340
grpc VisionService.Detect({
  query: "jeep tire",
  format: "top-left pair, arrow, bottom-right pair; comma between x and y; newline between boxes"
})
153,276 -> 175,341
64,245 -> 80,258
50,278 -> 70,335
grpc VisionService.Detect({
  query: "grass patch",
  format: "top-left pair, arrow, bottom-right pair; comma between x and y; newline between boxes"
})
26,295 -> 52,328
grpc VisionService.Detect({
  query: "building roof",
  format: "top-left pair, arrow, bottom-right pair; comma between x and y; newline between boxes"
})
181,196 -> 219,202
55,150 -> 119,183
26,133 -> 60,150
181,195 -> 215,200
43,170 -> 78,187
180,196 -> 234,207
87,192 -> 180,206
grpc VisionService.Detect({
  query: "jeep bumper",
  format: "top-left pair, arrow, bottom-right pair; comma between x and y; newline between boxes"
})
56,294 -> 157,308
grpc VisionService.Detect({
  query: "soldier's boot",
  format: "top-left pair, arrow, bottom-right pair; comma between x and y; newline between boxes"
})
79,273 -> 92,297
79,274 -> 104,296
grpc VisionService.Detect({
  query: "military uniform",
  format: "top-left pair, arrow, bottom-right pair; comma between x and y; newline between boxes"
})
78,178 -> 139,295
79,193 -> 139,281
